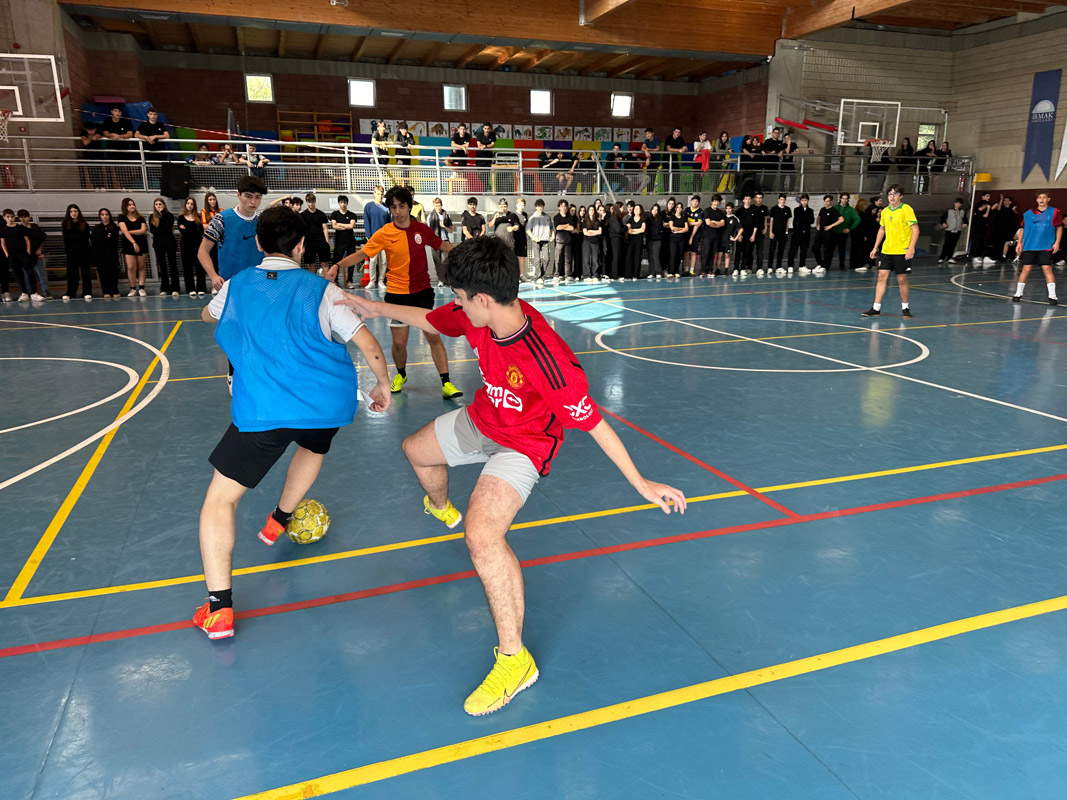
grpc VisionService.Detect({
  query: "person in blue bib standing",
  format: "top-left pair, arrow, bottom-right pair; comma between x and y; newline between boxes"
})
1013,191 -> 1063,305
198,175 -> 269,393
192,206 -> 392,641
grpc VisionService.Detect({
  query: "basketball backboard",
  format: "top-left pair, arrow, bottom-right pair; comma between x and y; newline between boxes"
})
837,99 -> 900,147
0,54 -> 65,123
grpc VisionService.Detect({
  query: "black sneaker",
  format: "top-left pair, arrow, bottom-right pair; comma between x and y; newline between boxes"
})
861,307 -> 880,317
1012,295 -> 1022,302
1051,297 -> 1059,306
901,308 -> 913,318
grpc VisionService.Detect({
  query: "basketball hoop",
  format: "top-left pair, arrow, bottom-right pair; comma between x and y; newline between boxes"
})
0,111 -> 11,143
866,138 -> 892,162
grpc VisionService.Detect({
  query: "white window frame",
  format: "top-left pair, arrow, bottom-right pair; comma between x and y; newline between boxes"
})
348,78 -> 376,108
244,74 -> 274,104
443,84 -> 467,112
610,92 -> 633,118
530,89 -> 553,116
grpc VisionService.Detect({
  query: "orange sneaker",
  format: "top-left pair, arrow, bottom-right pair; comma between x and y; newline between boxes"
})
193,602 -> 234,640
258,514 -> 285,546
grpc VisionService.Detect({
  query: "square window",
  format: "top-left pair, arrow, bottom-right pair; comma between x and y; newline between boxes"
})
530,89 -> 552,116
245,74 -> 274,104
349,79 -> 376,108
444,85 -> 467,112
610,92 -> 632,118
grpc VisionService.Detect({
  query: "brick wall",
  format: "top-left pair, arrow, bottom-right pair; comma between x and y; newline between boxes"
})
694,75 -> 769,139
64,30 -> 91,134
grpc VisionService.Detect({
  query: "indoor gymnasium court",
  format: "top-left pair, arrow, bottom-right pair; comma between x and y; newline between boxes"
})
2,0 -> 1067,797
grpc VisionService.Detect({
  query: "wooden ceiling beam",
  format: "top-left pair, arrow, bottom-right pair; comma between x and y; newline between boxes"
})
579,51 -> 626,76
785,0 -> 914,38
386,38 -> 407,65
139,20 -> 162,50
351,35 -> 367,61
633,57 -> 672,79
234,26 -> 245,55
606,56 -> 654,78
454,44 -> 485,69
277,29 -> 287,58
186,22 -> 203,53
487,46 -> 519,71
548,52 -> 585,74
421,46 -> 438,67
583,0 -> 640,23
519,49 -> 552,72
314,33 -> 329,60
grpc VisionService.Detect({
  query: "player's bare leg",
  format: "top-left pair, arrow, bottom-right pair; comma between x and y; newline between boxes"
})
897,273 -> 909,304
198,470 -> 248,591
402,420 -> 450,508
278,447 -> 324,514
425,331 -> 450,374
464,475 -> 526,654
390,325 -> 410,370
873,269 -> 890,305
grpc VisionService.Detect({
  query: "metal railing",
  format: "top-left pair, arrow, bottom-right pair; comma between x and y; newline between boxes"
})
0,136 -> 974,199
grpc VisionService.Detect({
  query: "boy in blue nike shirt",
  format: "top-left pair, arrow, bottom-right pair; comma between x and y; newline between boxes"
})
1013,191 -> 1063,305
198,175 -> 269,292
192,206 -> 392,640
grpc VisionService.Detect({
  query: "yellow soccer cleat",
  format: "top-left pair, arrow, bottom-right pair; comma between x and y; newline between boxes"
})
389,373 -> 408,393
423,496 -> 462,529
463,646 -> 539,716
441,381 -> 464,399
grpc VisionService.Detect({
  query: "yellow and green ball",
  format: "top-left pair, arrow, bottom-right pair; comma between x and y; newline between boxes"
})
286,499 -> 330,544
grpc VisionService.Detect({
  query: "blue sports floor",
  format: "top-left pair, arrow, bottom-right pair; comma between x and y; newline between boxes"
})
2,259 -> 1066,799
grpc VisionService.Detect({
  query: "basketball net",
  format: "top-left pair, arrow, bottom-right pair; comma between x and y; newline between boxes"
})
866,138 -> 891,162
0,111 -> 11,143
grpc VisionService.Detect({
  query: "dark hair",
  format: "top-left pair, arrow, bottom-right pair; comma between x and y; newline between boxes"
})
204,192 -> 219,210
16,208 -> 29,218
725,202 -> 734,209
63,204 -> 88,232
305,192 -> 316,202
644,127 -> 654,133
690,194 -> 701,204
338,194 -> 349,204
712,194 -> 722,203
887,183 -> 905,196
954,197 -> 964,204
778,194 -> 787,200
467,196 -> 478,206
2,208 -> 13,216
823,194 -> 834,201
439,236 -> 519,305
384,185 -> 413,210
147,107 -> 158,114
236,175 -> 268,195
290,197 -> 303,208
257,206 -> 307,257
800,193 -> 809,200
742,193 -> 752,200
121,197 -> 142,219
110,105 -> 122,112
98,208 -> 114,226
558,199 -> 569,209
534,199 -> 545,208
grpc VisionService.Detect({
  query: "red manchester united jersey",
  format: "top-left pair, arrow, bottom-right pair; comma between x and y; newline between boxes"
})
426,299 -> 602,475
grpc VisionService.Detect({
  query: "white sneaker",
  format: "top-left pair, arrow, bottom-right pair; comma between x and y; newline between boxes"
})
972,258 -> 982,265
947,259 -> 957,264
552,277 -> 560,285
128,289 -> 138,297
798,267 -> 811,275
775,268 -> 786,276
189,291 -> 197,296
226,373 -> 233,397
31,292 -> 44,301
564,277 -> 576,284
813,266 -> 826,275
171,291 -> 178,298
138,288 -> 146,297
84,294 -> 92,301
584,277 -> 596,284
17,292 -> 30,301
211,288 -> 219,295
787,267 -> 794,274
655,276 -> 662,281
618,277 -> 626,282
62,294 -> 71,300
346,282 -> 355,289
756,269 -> 765,277
437,281 -> 445,288
740,271 -> 749,279
983,257 -> 996,265
646,275 -> 653,281
600,277 -> 611,283
1,292 -> 11,301
535,279 -> 545,287
855,266 -> 869,273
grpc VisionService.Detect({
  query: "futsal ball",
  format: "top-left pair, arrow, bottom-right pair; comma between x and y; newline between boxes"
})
286,499 -> 330,544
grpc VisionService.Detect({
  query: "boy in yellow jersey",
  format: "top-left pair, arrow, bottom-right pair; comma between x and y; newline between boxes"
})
863,184 -> 919,318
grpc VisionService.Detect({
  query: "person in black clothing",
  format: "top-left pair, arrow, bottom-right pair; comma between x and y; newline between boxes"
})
135,107 -> 170,162
92,208 -> 122,298
625,204 -> 647,280
700,195 -> 726,277
752,192 -> 770,272
79,121 -> 104,190
607,202 -> 626,281
394,122 -> 415,186
895,137 -> 916,186
815,195 -> 844,270
664,128 -> 687,188
768,194 -> 792,272
474,122 -> 496,172
100,106 -> 133,188
446,124 -> 471,169
722,203 -> 742,275
177,197 -> 206,295
788,194 -> 815,271
461,197 -> 486,240
991,195 -> 1020,262
935,141 -> 953,172
149,198 -> 179,296
970,192 -> 992,263
552,199 -> 575,282
645,203 -> 664,280
18,210 -> 49,298
570,205 -> 585,280
667,204 -> 687,278
1,208 -> 31,299
735,195 -> 759,273
489,198 -> 520,251
760,128 -> 785,190
738,134 -> 758,196
329,195 -> 359,273
513,197 -> 528,277
780,133 -> 799,192
61,204 -> 93,300
300,192 -> 331,273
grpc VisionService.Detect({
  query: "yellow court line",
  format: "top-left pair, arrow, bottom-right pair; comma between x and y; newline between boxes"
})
234,592 -> 1067,799
0,318 -> 200,332
9,441 -> 1067,608
1,322 -> 184,605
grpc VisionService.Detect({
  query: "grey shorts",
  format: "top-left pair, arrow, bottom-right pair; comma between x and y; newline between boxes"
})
434,407 -> 540,504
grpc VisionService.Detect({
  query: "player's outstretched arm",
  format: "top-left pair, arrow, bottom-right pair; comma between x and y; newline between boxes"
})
334,294 -> 439,335
350,326 -> 391,412
587,418 -> 687,514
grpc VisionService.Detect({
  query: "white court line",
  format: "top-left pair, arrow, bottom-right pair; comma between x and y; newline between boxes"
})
0,358 -> 139,434
949,270 -> 1056,306
550,287 -> 1067,425
595,317 -> 929,373
0,321 -> 171,492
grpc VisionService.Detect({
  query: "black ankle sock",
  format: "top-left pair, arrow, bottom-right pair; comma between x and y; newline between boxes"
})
272,506 -> 293,527
397,367 -> 407,378
440,372 -> 450,385
208,588 -> 232,612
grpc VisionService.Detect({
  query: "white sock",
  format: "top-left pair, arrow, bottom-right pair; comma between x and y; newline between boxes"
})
1017,282 -> 1026,296
901,302 -> 909,310
1048,283 -> 1057,299
872,302 -> 882,311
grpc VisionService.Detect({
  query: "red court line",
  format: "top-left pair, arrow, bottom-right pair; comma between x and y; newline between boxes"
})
600,407 -> 801,518
3,471 -> 1063,661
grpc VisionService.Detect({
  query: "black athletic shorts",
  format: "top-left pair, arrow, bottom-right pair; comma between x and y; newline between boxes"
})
1021,250 -> 1053,266
878,253 -> 912,275
384,288 -> 435,309
304,240 -> 331,266
209,423 -> 340,489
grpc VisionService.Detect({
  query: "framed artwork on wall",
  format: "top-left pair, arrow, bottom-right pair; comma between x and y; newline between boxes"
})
427,121 -> 450,136
407,121 -> 428,137
612,127 -> 631,142
594,126 -> 612,140
493,123 -> 513,138
534,124 -> 553,139
631,128 -> 645,142
573,126 -> 592,140
514,124 -> 534,139
554,126 -> 574,139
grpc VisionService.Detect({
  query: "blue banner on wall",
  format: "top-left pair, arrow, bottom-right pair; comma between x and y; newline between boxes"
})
1022,69 -> 1061,181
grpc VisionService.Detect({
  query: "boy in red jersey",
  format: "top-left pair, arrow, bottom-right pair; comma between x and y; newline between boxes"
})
337,237 -> 687,717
